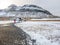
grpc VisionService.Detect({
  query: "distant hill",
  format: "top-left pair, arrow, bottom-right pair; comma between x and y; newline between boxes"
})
0,4 -> 60,18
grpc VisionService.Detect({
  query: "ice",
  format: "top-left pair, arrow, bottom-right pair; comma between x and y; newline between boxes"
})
15,21 -> 60,45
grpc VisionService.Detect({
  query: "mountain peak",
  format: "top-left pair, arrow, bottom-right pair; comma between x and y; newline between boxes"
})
22,4 -> 42,8
19,4 -> 52,15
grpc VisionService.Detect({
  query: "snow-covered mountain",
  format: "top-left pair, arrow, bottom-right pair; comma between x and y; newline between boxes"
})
16,4 -> 59,18
0,4 -> 59,18
19,4 -> 52,15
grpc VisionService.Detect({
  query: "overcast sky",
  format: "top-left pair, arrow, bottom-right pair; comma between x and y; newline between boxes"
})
0,0 -> 60,16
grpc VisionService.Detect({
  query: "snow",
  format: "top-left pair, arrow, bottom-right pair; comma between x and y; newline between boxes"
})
0,11 -> 6,16
0,21 -> 14,24
15,21 -> 60,45
31,18 -> 60,20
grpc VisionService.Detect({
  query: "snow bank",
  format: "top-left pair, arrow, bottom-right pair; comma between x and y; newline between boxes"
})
15,21 -> 60,45
31,18 -> 60,20
0,21 -> 14,24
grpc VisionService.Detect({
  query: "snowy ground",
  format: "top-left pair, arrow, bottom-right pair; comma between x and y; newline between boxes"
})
31,18 -> 60,20
0,21 -> 14,26
15,21 -> 60,45
0,21 -> 14,24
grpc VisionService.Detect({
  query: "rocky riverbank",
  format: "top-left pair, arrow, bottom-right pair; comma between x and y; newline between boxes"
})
0,24 -> 31,45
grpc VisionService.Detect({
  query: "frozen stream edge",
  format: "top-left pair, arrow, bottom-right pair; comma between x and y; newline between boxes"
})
15,21 -> 60,45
